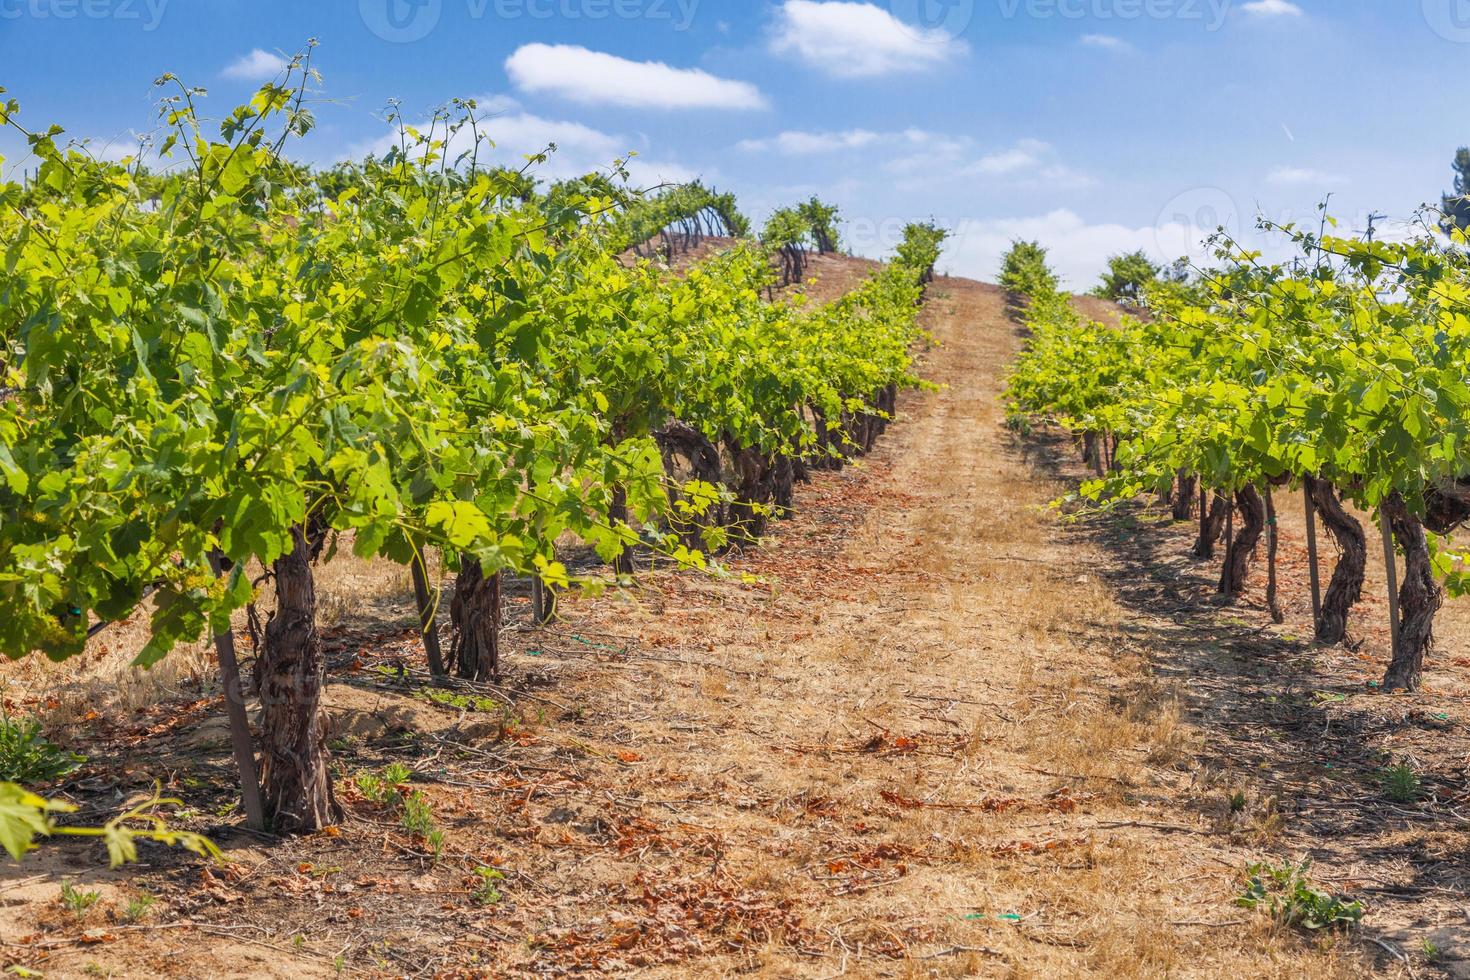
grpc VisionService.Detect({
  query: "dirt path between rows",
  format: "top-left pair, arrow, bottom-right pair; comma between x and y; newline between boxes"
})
6,271 -> 1449,978
486,275 -> 1402,976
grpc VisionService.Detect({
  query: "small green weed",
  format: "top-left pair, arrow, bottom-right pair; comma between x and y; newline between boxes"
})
352,764 -> 442,850
59,882 -> 102,917
418,688 -> 500,713
472,866 -> 504,906
121,893 -> 155,924
1235,860 -> 1363,931
400,791 -> 434,837
0,713 -> 85,784
1381,763 -> 1421,804
354,762 -> 413,805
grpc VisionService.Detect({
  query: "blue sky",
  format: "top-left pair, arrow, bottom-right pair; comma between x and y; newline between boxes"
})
1,0 -> 1466,285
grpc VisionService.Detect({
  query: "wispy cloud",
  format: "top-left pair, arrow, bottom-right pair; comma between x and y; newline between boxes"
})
1242,0 -> 1303,16
769,0 -> 968,78
961,139 -> 1095,185
221,49 -> 288,82
504,44 -> 766,110
880,135 -> 1096,188
736,129 -> 882,154
967,139 -> 1054,176
1080,34 -> 1131,51
1267,166 -> 1348,186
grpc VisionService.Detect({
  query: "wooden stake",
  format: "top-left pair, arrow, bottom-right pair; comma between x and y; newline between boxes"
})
1380,512 -> 1402,662
410,550 -> 447,679
531,575 -> 554,626
1303,485 -> 1322,627
1218,495 -> 1235,594
207,553 -> 266,832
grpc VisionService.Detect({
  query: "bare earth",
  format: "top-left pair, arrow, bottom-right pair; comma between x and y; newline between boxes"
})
3,267 -> 1466,977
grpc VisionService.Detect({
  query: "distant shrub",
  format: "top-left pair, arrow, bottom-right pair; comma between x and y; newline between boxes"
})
999,239 -> 1059,297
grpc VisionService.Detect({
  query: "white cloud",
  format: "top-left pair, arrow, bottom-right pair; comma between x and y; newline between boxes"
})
350,100 -> 700,187
769,0 -> 968,78
736,129 -> 882,154
1242,0 -> 1303,16
1080,34 -> 1130,50
940,209 -> 1206,287
735,130 -> 1087,189
878,136 -> 1096,187
504,44 -> 766,110
1267,166 -> 1348,186
221,49 -> 288,82
966,138 -> 1053,176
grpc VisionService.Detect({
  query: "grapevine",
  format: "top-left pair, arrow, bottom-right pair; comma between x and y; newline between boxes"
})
0,55 -> 946,831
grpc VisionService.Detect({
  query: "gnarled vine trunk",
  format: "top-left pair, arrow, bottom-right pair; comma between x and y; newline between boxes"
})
1172,473 -> 1197,522
1307,476 -> 1365,646
809,404 -> 840,471
772,455 -> 796,515
258,524 -> 343,833
1220,486 -> 1265,599
724,435 -> 774,547
1193,491 -> 1230,559
655,421 -> 726,548
1082,432 -> 1104,477
608,484 -> 635,576
1383,494 -> 1442,692
451,557 -> 501,682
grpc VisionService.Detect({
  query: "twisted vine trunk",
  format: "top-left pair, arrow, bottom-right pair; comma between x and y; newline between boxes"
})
810,404 -> 840,471
451,557 -> 501,682
878,384 -> 898,431
1220,486 -> 1265,599
1193,491 -> 1230,559
724,436 -> 774,546
1082,432 -> 1104,477
861,406 -> 880,452
1172,474 -> 1197,522
772,455 -> 796,516
1383,494 -> 1442,692
258,524 -> 343,833
1307,476 -> 1365,645
655,421 -> 726,548
608,484 -> 634,576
